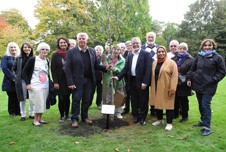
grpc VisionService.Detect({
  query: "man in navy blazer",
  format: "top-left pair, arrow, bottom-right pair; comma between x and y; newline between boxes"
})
65,32 -> 108,128
112,37 -> 152,125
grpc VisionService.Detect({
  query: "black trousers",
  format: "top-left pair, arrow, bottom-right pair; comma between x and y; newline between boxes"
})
174,95 -> 189,119
58,94 -> 71,118
95,80 -> 102,106
6,91 -> 20,115
130,77 -> 149,121
124,76 -> 130,113
156,109 -> 174,124
71,78 -> 94,122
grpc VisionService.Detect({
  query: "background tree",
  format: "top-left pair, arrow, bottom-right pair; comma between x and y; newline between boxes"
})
178,0 -> 216,54
33,0 -> 153,52
0,9 -> 31,58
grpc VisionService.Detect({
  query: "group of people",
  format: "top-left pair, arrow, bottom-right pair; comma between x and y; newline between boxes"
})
1,31 -> 225,136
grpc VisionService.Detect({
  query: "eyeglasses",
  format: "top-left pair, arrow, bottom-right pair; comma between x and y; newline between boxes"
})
132,42 -> 140,45
170,45 -> 177,48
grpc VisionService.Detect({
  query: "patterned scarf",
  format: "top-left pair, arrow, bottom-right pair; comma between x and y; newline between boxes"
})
198,50 -> 216,57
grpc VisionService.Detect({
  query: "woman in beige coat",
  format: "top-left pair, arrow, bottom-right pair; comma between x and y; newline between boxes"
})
150,46 -> 178,131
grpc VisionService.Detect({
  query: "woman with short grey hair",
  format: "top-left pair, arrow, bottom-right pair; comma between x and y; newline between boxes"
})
172,42 -> 194,122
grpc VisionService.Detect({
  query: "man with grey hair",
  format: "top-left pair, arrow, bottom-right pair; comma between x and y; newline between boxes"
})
168,40 -> 179,59
66,32 -> 109,128
112,37 -> 152,125
141,32 -> 159,60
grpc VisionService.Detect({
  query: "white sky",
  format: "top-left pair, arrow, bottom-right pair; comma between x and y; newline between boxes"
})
0,0 -> 197,29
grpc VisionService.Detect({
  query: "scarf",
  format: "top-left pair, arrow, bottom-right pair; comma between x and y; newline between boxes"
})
157,56 -> 166,63
198,50 -> 216,57
57,48 -> 67,61
177,53 -> 188,67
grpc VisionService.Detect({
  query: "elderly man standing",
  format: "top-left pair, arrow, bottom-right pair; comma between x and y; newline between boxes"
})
141,32 -> 159,60
66,32 -> 108,128
167,40 -> 179,59
112,37 -> 152,125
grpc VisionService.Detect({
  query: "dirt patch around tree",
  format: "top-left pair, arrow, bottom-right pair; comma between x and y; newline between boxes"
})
58,115 -> 133,137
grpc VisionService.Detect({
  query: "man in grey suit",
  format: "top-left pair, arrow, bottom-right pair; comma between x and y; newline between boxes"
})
66,32 -> 108,128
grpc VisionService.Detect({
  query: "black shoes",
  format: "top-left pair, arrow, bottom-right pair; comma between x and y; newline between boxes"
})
140,120 -> 146,126
122,111 -> 129,115
194,121 -> 203,127
20,117 -> 26,121
133,118 -> 139,123
29,116 -> 35,119
179,117 -> 188,122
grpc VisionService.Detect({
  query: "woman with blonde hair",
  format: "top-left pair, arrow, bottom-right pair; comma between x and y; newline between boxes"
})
1,42 -> 20,117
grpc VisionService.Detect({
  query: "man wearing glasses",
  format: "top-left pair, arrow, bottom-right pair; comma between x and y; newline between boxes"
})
168,40 -> 179,59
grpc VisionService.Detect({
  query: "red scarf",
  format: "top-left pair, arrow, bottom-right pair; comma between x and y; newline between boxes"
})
57,49 -> 67,61
157,56 -> 166,63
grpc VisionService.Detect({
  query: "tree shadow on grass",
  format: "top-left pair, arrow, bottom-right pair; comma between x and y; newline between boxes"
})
58,117 -> 130,137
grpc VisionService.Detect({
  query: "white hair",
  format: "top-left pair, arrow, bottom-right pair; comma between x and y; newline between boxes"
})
37,42 -> 50,52
69,39 -> 76,45
95,45 -> 104,53
131,37 -> 141,44
5,42 -> 20,57
178,42 -> 188,50
146,32 -> 156,39
77,32 -> 89,40
125,41 -> 131,45
118,42 -> 125,48
169,40 -> 179,46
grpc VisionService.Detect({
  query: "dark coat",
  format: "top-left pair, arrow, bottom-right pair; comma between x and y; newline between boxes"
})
65,46 -> 107,89
172,54 -> 194,96
51,52 -> 71,95
1,55 -> 16,92
14,56 -> 32,101
187,53 -> 226,96
117,49 -> 152,88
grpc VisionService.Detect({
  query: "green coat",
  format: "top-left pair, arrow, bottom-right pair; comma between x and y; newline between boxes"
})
106,55 -> 125,89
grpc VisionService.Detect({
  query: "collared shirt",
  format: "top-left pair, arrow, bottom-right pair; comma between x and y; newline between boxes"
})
131,49 -> 140,76
167,52 -> 175,59
78,46 -> 88,52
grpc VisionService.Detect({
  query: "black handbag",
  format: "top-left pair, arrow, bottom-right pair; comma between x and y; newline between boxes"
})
46,59 -> 57,109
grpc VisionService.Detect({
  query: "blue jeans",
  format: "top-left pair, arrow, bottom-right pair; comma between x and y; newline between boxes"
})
196,92 -> 213,130
71,78 -> 94,122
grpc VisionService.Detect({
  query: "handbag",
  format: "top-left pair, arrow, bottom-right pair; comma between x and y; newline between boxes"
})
178,73 -> 187,85
113,79 -> 126,107
114,90 -> 126,107
46,59 -> 57,109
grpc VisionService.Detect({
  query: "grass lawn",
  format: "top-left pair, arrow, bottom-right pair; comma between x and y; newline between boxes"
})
0,71 -> 226,152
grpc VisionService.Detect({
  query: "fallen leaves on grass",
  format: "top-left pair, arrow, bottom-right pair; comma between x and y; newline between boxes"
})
167,135 -> 174,138
181,135 -> 189,140
115,148 -> 119,152
8,142 -> 16,145
127,148 -> 131,152
74,141 -> 80,144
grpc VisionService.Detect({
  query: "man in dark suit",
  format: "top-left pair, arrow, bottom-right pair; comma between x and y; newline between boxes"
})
65,32 -> 108,128
112,37 -> 152,125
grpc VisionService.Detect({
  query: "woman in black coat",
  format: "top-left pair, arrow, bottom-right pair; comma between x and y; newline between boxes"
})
172,42 -> 194,122
1,42 -> 20,117
14,43 -> 35,121
51,37 -> 71,123
187,39 -> 226,136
